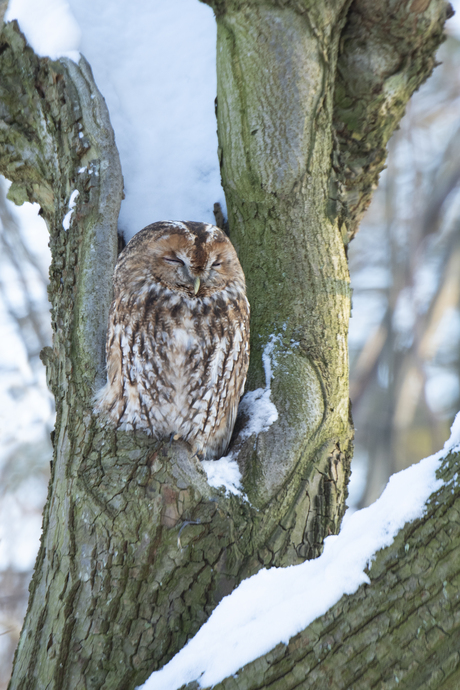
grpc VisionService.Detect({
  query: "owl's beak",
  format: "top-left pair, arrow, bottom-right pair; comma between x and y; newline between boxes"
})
194,276 -> 201,294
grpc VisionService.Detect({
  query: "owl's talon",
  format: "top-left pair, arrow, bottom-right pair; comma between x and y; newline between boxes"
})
168,432 -> 180,447
191,449 -> 205,461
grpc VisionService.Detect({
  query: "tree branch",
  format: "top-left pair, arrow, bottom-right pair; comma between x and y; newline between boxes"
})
332,0 -> 453,243
191,447 -> 460,689
0,21 -> 123,400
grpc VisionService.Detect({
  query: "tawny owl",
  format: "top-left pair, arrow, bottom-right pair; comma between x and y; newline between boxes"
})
94,221 -> 250,460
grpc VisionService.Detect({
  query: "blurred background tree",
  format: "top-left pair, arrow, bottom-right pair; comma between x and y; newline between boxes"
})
0,179 -> 53,688
348,22 -> 460,507
1,8 -> 460,689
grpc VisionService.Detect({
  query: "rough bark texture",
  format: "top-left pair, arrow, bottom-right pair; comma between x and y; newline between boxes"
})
0,0 -> 452,687
202,0 -> 451,535
188,447 -> 460,690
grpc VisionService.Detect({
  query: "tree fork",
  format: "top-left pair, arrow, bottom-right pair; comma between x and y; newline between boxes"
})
0,18 -> 345,689
1,0 -> 452,685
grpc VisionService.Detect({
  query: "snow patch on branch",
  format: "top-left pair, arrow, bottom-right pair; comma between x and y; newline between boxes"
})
5,0 -> 81,62
140,411 -> 460,690
201,457 -> 243,496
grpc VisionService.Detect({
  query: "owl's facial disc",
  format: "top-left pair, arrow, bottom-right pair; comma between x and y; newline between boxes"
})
156,244 -> 236,296
160,253 -> 200,293
120,226 -> 245,298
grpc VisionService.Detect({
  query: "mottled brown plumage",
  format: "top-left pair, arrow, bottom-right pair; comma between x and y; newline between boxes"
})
94,221 -> 250,459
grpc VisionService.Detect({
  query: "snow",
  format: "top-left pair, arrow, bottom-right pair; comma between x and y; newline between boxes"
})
236,334 -> 281,446
62,189 -> 79,231
238,387 -> 279,440
6,0 -> 223,241
201,457 -> 242,496
202,337 -> 279,495
5,0 -> 80,62
139,415 -> 460,690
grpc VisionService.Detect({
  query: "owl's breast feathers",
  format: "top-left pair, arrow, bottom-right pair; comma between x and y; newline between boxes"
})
94,221 -> 250,460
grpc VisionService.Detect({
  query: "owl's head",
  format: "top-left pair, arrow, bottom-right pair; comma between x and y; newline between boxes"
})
114,221 -> 246,299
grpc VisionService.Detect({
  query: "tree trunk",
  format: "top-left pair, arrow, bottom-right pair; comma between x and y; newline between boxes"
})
1,0 -> 451,687
210,1 -> 354,524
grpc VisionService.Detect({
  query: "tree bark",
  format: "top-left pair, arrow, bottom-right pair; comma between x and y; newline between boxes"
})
333,0 -> 453,242
0,0 -> 452,687
210,0 -> 354,524
186,446 -> 460,690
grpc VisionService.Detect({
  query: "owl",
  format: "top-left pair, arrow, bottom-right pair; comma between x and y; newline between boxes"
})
94,221 -> 250,460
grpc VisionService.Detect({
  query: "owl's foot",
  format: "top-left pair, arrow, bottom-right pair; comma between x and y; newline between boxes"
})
190,447 -> 205,462
168,432 -> 181,447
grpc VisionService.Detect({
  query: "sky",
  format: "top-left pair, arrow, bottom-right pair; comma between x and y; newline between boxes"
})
2,0 -> 460,686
